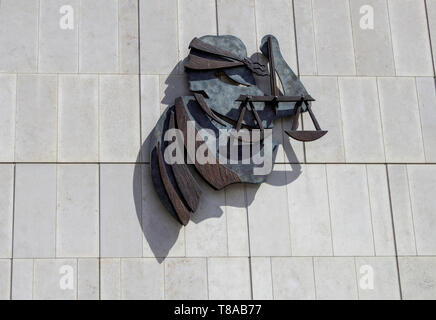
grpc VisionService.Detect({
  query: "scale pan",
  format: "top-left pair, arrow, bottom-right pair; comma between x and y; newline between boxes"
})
285,130 -> 328,142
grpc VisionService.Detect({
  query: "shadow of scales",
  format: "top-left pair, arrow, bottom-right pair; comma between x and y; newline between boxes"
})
138,35 -> 327,235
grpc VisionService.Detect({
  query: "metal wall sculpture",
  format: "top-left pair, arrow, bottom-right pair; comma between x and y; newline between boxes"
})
150,35 -> 327,225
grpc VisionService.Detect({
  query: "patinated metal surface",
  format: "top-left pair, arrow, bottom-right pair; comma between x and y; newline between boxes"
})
168,111 -> 202,212
149,34 -> 327,225
186,37 -> 268,76
193,93 -> 226,126
175,97 -> 242,190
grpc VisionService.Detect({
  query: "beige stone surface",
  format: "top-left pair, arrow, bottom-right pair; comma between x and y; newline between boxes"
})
2,0 -> 436,300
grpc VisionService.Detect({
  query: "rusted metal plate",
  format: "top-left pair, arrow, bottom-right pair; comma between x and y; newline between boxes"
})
175,97 -> 241,190
189,37 -> 246,62
157,141 -> 191,226
193,93 -> 227,126
168,111 -> 202,212
185,53 -> 244,71
268,36 -> 278,99
236,95 -> 315,103
150,106 -> 196,224
285,130 -> 328,142
150,146 -> 179,220
188,37 -> 267,76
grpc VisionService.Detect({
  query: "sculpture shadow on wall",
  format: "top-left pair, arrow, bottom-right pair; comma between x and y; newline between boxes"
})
133,58 -> 303,264
132,63 -> 301,263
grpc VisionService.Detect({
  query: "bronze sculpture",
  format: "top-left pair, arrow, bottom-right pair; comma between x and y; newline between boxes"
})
149,35 -> 327,225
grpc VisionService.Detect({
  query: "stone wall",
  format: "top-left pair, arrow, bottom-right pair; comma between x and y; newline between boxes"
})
0,0 -> 435,299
